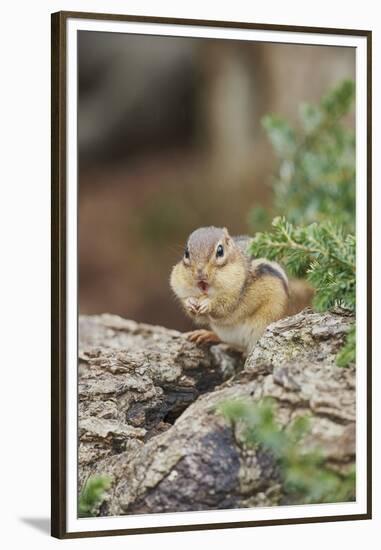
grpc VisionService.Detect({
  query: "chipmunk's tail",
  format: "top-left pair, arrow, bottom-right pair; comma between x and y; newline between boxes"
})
286,279 -> 315,316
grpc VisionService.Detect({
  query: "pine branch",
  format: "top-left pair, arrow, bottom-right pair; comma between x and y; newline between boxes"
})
250,217 -> 356,311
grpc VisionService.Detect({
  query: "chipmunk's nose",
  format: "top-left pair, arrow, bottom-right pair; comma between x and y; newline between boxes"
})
196,268 -> 209,292
196,267 -> 207,281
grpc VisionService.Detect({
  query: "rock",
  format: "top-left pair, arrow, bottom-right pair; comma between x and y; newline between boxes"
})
78,314 -> 244,483
78,308 -> 355,514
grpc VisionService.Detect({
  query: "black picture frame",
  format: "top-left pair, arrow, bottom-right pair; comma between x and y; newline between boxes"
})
51,10 -> 372,539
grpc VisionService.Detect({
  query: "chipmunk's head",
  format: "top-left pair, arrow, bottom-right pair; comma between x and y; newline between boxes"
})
170,226 -> 247,299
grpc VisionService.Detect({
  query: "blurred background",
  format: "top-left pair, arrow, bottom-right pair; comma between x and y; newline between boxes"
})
78,31 -> 355,331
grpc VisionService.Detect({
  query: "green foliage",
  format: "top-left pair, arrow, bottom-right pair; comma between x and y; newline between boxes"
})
219,398 -> 355,504
336,325 -> 356,367
249,81 -> 357,363
250,216 -> 355,311
259,80 -> 355,231
78,475 -> 111,518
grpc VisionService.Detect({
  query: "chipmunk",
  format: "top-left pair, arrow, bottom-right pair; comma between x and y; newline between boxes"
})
170,226 -> 291,353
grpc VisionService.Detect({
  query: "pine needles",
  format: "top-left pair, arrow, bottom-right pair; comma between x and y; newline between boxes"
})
251,216 -> 355,312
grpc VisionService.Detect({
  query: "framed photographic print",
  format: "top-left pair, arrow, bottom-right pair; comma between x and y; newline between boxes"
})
51,10 -> 372,539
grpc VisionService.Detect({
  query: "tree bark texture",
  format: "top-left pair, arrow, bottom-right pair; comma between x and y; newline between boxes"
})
78,308 -> 355,515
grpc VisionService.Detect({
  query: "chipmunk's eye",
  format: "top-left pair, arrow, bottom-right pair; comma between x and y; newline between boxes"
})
216,244 -> 224,258
184,247 -> 190,260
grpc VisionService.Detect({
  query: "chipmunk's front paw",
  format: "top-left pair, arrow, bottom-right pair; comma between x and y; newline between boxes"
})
184,297 -> 200,315
197,297 -> 211,315
186,329 -> 220,345
184,297 -> 211,316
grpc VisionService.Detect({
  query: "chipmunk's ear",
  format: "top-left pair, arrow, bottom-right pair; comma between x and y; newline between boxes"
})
222,227 -> 231,243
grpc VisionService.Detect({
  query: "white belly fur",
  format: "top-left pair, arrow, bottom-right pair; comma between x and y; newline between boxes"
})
211,322 -> 262,352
